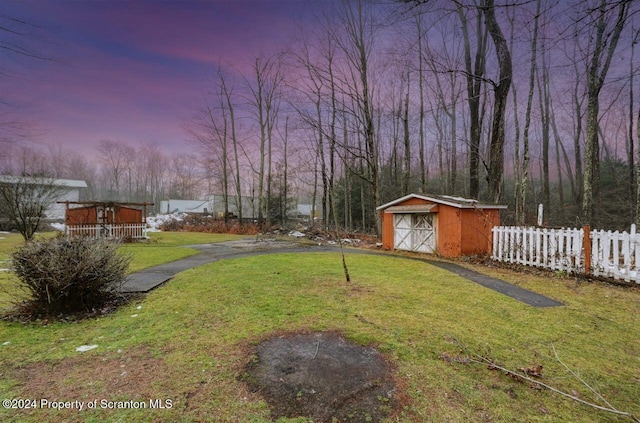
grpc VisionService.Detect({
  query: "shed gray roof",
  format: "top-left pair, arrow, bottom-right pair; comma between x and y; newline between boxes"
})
377,193 -> 507,211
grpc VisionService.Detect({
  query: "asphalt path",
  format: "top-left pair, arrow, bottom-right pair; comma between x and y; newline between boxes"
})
120,239 -> 562,308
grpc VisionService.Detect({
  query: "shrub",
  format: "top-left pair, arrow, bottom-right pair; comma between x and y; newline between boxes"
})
12,236 -> 130,317
160,214 -> 260,235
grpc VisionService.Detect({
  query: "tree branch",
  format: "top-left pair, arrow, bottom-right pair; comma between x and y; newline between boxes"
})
444,340 -> 640,422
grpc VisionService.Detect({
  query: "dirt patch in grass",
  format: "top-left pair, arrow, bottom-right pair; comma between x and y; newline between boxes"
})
6,345 -> 169,421
244,331 -> 403,422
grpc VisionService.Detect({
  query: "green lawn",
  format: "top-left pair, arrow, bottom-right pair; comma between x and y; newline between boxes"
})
0,233 -> 638,422
119,231 -> 244,272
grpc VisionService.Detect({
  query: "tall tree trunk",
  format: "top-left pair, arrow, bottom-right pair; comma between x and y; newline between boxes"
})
449,77 -> 458,194
337,0 -> 380,234
282,116 -> 289,225
402,80 -> 411,195
311,152 -> 319,227
482,0 -> 512,203
328,44 -> 337,229
416,15 -> 427,193
572,57 -> 584,208
220,74 -> 243,224
518,0 -> 540,224
507,6 -> 521,221
316,93 -> 329,229
582,0 -> 630,225
550,95 -> 569,219
457,4 -> 486,199
254,58 -> 267,225
636,104 -> 640,225
538,36 -> 551,217
629,29 -> 637,222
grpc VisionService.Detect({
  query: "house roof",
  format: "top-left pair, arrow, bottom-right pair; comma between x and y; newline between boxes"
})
0,175 -> 87,188
376,193 -> 507,211
58,201 -> 153,207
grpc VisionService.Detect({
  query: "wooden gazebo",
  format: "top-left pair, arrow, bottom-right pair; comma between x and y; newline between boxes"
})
58,201 -> 153,240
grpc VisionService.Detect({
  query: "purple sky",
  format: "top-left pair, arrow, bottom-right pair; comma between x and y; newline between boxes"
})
3,0 -> 316,155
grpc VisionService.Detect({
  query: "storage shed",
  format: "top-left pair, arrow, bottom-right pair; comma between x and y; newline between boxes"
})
60,201 -> 153,240
377,193 -> 506,258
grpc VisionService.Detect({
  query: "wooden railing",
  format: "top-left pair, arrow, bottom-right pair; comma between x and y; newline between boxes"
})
66,223 -> 148,240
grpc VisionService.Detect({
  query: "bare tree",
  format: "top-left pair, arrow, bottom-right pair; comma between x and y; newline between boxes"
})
169,153 -> 201,200
0,14 -> 52,148
246,53 -> 284,226
537,8 -> 551,218
515,0 -> 541,224
334,0 -> 382,233
482,0 -> 512,203
415,14 -> 428,193
217,68 -> 244,223
97,139 -> 134,200
0,174 -> 66,241
456,1 -> 487,199
138,144 -> 166,212
581,0 -> 631,225
628,27 -> 639,222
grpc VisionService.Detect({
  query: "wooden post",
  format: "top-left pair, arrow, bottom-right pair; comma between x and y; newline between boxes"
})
583,225 -> 591,274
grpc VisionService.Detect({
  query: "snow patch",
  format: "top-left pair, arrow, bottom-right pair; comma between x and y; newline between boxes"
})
288,230 -> 306,238
50,222 -> 66,231
75,345 -> 98,352
146,212 -> 187,232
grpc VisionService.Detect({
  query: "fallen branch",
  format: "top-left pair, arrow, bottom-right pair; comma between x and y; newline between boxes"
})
444,340 -> 639,423
551,344 -> 613,410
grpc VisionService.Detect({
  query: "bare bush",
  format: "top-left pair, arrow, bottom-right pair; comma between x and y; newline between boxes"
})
11,236 -> 130,317
160,215 -> 260,235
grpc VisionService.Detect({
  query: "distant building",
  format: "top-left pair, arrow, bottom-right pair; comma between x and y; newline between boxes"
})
160,199 -> 211,214
295,203 -> 320,220
160,195 -> 258,219
0,175 -> 87,220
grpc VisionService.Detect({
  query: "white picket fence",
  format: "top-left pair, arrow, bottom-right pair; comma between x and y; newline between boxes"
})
492,225 -> 640,284
66,223 -> 148,240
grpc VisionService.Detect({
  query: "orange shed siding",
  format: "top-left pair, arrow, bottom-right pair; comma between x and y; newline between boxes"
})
378,194 -> 503,257
381,211 -> 394,250
459,209 -> 500,255
436,205 -> 461,257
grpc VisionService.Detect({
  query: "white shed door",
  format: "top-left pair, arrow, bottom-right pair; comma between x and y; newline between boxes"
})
393,213 -> 436,253
412,214 -> 435,253
394,214 -> 413,250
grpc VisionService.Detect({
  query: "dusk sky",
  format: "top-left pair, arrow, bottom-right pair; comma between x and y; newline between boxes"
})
3,0 -> 319,155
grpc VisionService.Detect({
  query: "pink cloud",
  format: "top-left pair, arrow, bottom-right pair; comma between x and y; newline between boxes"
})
4,0 -> 317,156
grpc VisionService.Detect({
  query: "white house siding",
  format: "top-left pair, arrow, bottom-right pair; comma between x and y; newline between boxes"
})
0,176 -> 87,221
